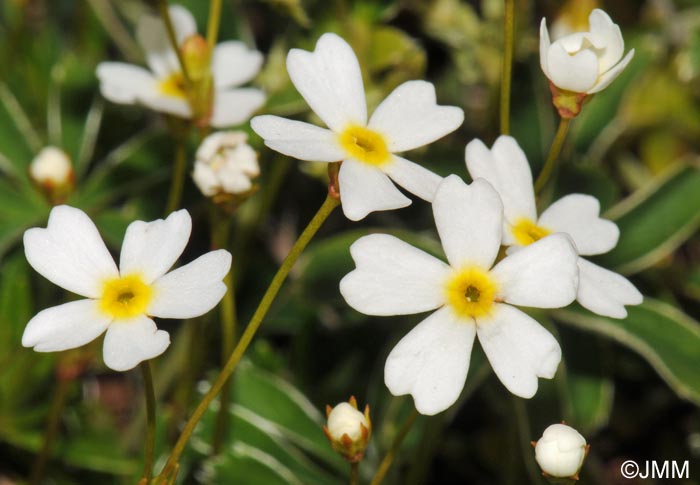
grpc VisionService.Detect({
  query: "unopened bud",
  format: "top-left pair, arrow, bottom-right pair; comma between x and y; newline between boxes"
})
29,146 -> 74,201
533,423 -> 589,480
181,34 -> 211,82
323,396 -> 371,463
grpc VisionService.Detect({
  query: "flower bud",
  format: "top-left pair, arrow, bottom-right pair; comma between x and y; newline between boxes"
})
534,423 -> 589,480
540,9 -> 634,98
323,396 -> 371,463
193,131 -> 260,203
29,146 -> 74,201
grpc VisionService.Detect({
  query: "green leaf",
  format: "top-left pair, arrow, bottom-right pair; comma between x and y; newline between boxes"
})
554,299 -> 700,405
595,163 -> 700,274
566,373 -> 613,435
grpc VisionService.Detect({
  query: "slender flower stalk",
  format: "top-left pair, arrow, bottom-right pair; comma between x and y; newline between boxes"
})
500,0 -> 515,135
350,462 -> 360,485
166,137 -> 189,214
206,0 -> 223,49
157,0 -> 191,85
534,118 -> 570,193
155,194 -> 340,482
29,376 -> 71,485
370,409 -> 419,485
140,362 -> 157,482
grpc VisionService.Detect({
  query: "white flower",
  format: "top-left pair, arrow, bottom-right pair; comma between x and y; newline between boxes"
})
251,33 -> 464,221
326,402 -> 369,442
540,9 -> 634,94
22,206 -> 232,371
96,5 -> 265,127
193,131 -> 259,196
340,176 -> 579,415
466,135 -> 642,319
29,146 -> 73,187
534,423 -> 588,478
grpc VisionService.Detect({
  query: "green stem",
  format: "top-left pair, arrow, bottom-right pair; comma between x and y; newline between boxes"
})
165,137 -> 188,214
512,398 -> 542,484
206,0 -> 223,49
212,214 -> 236,454
29,377 -> 71,485
500,0 -> 515,135
350,462 -> 360,485
155,194 -> 340,482
157,0 -> 191,84
140,361 -> 157,482
370,408 -> 419,485
534,118 -> 571,194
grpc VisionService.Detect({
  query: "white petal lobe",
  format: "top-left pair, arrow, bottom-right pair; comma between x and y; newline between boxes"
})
148,250 -> 232,319
251,115 -> 345,162
120,209 -> 192,283
212,41 -> 264,89
210,88 -> 266,127
384,155 -> 443,202
22,300 -> 111,352
588,49 -> 634,94
338,159 -> 410,221
340,234 -> 450,316
24,206 -> 118,298
385,307 -> 476,415
477,304 -> 561,398
96,63 -> 158,105
103,315 -> 170,371
576,258 -> 643,318
432,176 -> 503,269
546,42 -> 599,92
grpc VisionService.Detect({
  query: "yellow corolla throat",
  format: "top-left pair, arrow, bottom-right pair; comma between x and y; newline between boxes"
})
158,72 -> 187,99
99,274 -> 153,319
445,267 -> 498,318
338,125 -> 391,166
511,218 -> 551,246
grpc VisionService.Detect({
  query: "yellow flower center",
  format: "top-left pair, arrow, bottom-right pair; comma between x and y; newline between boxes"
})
158,72 -> 187,99
338,125 -> 391,166
511,218 -> 551,246
99,274 -> 153,319
445,266 -> 498,318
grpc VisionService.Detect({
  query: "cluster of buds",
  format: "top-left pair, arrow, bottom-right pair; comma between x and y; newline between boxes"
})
192,131 -> 260,212
533,423 -> 589,481
323,396 -> 371,463
29,146 -> 74,203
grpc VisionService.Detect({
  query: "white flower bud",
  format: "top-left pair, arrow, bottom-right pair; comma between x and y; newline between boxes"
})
192,131 -> 259,197
534,423 -> 588,479
29,146 -> 73,187
540,9 -> 634,94
327,402 -> 368,441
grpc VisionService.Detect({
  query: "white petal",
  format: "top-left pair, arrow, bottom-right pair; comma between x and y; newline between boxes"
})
385,307 -> 476,415
538,194 -> 619,256
96,63 -> 158,105
210,88 -> 266,127
212,41 -> 264,89
491,233 -> 578,308
251,115 -> 345,162
465,136 -> 537,224
140,94 -> 192,118
383,155 -> 442,202
119,209 -> 192,283
477,304 -> 561,398
588,49 -> 634,94
577,259 -> 642,319
136,6 -> 196,78
338,159 -> 410,221
588,9 -> 624,72
546,42 -> 599,92
24,206 -> 118,298
286,33 -> 367,131
148,250 -> 232,319
22,300 -> 111,352
539,18 -> 551,78
432,175 -> 503,269
340,234 -> 450,316
102,315 -> 170,371
368,81 -> 463,153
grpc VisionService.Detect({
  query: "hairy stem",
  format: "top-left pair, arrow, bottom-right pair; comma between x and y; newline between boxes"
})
206,0 -> 223,49
370,408 -> 419,485
500,0 -> 515,135
140,361 -> 157,482
534,118 -> 571,194
165,137 -> 188,214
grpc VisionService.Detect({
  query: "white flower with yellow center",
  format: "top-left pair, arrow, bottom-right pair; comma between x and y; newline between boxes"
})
466,135 -> 642,319
22,206 -> 232,371
251,33 -> 464,221
340,176 -> 579,415
540,9 -> 634,94
96,5 -> 265,127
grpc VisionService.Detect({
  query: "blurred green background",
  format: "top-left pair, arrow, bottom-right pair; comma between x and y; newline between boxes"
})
1,0 -> 700,483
